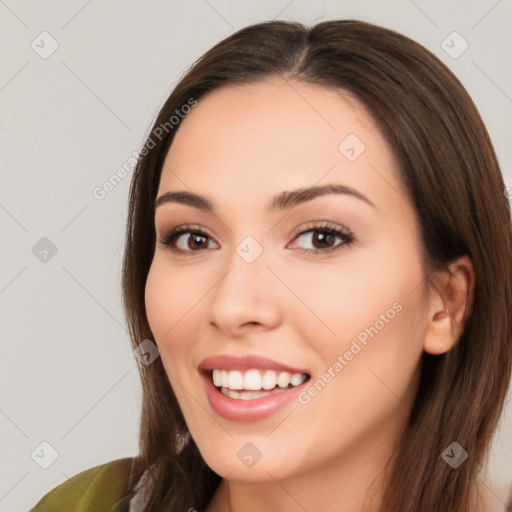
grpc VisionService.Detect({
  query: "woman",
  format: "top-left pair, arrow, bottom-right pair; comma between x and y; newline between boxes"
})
31,19 -> 512,512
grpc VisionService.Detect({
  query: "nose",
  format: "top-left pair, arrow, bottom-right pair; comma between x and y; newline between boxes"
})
207,247 -> 282,337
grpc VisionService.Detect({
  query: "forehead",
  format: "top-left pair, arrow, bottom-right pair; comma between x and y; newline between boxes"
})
158,79 -> 406,215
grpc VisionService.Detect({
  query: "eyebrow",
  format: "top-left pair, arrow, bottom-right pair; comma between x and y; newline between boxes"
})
155,183 -> 377,212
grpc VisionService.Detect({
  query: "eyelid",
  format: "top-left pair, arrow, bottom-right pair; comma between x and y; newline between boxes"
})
289,220 -> 353,240
157,223 -> 216,248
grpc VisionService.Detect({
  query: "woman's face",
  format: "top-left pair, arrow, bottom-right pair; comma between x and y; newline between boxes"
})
145,79 -> 432,483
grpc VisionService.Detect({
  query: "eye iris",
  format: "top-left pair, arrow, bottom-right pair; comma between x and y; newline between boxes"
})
189,233 -> 208,250
188,233 -> 207,249
312,231 -> 335,249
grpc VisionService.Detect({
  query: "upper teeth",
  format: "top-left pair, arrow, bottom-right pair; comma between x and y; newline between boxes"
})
211,369 -> 307,390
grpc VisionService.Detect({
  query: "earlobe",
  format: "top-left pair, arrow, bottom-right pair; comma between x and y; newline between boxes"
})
423,255 -> 475,356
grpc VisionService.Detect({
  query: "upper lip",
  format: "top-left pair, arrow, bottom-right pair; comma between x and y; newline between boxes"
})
198,354 -> 309,375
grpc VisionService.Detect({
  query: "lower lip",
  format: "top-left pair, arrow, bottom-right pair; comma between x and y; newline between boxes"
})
200,371 -> 309,422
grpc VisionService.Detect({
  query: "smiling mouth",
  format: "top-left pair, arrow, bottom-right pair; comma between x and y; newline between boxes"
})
209,368 -> 311,400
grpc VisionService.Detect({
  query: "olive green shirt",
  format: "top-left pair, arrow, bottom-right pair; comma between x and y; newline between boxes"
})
29,457 -> 136,512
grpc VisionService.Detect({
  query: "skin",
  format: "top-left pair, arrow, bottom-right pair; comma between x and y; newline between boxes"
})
144,79 -> 474,512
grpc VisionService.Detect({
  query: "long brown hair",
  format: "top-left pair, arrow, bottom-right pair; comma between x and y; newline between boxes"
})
120,19 -> 512,512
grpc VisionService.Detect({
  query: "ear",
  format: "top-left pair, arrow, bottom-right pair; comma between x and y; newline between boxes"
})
423,255 -> 475,355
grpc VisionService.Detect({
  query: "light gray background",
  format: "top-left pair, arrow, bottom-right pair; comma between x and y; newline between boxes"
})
1,1 -> 511,511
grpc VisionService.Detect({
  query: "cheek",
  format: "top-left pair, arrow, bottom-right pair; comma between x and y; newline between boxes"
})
145,258 -> 202,335
144,261 -> 205,418
144,261 -> 195,365
145,263 -> 170,342
288,250 -> 420,352
302,242 -> 427,392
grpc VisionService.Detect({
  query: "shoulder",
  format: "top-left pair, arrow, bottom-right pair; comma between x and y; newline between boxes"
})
30,457 -> 136,512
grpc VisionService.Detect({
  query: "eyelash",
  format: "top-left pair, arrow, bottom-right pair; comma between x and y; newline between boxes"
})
157,222 -> 355,255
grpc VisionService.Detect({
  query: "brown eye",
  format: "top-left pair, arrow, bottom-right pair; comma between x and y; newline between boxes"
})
158,225 -> 218,253
290,223 -> 354,254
